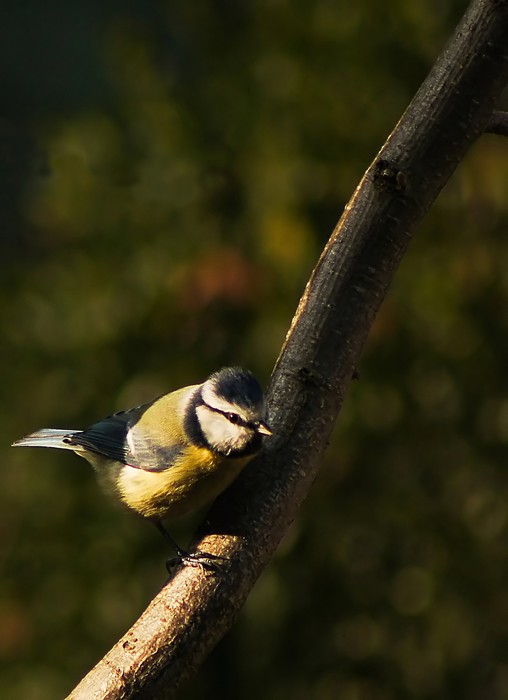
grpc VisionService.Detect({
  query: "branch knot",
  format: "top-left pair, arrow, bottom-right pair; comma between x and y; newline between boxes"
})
373,158 -> 409,193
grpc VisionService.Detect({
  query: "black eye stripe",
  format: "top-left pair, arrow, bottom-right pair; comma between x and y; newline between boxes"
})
203,403 -> 250,428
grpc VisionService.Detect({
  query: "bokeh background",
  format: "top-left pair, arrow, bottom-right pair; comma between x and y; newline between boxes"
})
2,1 -> 508,698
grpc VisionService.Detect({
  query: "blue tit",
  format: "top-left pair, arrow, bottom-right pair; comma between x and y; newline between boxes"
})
12,367 -> 272,569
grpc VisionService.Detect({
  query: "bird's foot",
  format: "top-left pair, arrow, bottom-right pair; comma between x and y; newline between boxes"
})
165,549 -> 228,576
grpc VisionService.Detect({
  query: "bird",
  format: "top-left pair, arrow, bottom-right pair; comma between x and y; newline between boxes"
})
12,366 -> 272,570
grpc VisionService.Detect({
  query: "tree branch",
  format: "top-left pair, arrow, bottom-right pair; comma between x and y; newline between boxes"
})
67,1 -> 508,698
485,108 -> 508,135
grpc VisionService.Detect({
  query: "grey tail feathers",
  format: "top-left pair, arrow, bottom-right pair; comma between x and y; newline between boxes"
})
11,428 -> 80,450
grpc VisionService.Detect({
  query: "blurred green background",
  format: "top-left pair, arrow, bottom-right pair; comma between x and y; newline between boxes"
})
2,1 -> 508,698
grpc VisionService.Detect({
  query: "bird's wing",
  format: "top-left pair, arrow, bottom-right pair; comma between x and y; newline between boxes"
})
67,386 -> 196,472
66,405 -> 146,466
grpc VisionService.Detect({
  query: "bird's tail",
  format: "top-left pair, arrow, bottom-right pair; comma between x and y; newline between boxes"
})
12,428 -> 79,450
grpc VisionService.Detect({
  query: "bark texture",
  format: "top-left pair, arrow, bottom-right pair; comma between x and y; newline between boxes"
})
67,1 -> 508,698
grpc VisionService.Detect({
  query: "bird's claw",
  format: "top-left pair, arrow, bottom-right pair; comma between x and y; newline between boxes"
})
165,550 -> 228,576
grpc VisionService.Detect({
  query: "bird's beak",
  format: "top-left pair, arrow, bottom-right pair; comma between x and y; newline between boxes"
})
256,420 -> 273,436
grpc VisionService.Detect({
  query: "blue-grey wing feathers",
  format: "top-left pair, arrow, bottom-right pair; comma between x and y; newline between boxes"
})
66,402 -> 181,470
13,403 -> 184,472
67,411 -> 134,464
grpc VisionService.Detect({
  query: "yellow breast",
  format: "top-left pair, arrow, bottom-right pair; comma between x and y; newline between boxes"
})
115,446 -> 253,520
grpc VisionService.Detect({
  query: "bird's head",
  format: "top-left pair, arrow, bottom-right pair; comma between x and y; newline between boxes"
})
195,367 -> 272,457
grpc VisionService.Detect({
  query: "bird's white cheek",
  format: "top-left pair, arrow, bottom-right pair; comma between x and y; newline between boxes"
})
196,406 -> 247,452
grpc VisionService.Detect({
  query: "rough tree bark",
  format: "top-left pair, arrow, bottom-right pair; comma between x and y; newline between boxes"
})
67,0 -> 508,698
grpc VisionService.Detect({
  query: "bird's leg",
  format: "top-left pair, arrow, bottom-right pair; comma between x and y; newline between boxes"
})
154,520 -> 227,574
154,520 -> 187,559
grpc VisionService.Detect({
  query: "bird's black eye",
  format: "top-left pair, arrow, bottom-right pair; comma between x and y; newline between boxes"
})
226,412 -> 241,425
